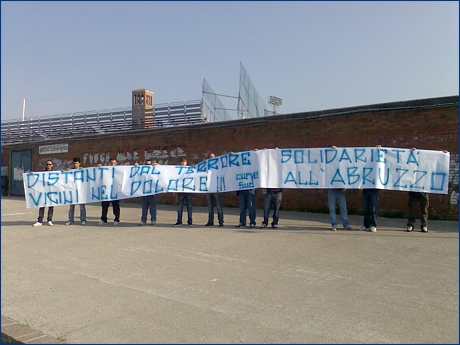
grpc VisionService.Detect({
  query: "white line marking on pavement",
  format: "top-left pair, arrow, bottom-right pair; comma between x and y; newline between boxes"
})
1,212 -> 31,216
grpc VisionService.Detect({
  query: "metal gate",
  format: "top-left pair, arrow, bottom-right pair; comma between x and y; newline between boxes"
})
9,150 -> 32,196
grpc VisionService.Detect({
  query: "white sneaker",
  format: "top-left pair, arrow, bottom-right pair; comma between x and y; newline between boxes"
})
331,227 -> 337,231
98,220 -> 105,225
139,221 -> 146,226
113,221 -> 119,226
33,222 -> 42,227
406,226 -> 413,232
370,226 -> 377,232
151,220 -> 156,225
47,221 -> 54,226
421,226 -> 428,233
65,221 -> 73,226
81,221 -> 86,225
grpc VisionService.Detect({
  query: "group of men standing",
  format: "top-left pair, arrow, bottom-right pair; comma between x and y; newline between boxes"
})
31,152 -> 433,233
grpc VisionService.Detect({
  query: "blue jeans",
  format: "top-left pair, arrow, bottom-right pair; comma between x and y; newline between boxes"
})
141,195 -> 157,222
206,193 -> 223,224
263,192 -> 282,226
362,189 -> 379,228
69,204 -> 86,222
238,190 -> 256,226
37,207 -> 54,223
328,189 -> 349,228
177,193 -> 193,224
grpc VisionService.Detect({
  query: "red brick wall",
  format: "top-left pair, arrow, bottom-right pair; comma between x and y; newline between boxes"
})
2,98 -> 458,220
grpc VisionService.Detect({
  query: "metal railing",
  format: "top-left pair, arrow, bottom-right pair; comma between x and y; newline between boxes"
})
1,100 -> 205,144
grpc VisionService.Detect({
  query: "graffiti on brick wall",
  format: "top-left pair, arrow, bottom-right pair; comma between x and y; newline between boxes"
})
37,158 -> 70,172
449,153 -> 458,206
143,145 -> 187,165
80,145 -> 189,166
83,152 -> 111,166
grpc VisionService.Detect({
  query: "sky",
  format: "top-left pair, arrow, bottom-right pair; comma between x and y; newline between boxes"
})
1,1 -> 459,122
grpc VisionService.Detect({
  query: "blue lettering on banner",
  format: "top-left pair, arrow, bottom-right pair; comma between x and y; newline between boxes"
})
229,154 -> 240,167
154,180 -> 164,193
238,181 -> 254,189
241,152 -> 251,165
23,147 -> 450,207
407,150 -> 419,165
130,166 -> 141,178
143,180 -> 153,194
339,149 -> 352,163
325,149 -> 338,164
294,150 -> 304,164
63,190 -> 73,204
393,168 -> 408,188
168,179 -> 179,191
97,167 -> 109,180
74,170 -> 84,182
86,168 -> 96,181
377,168 -> 390,185
307,150 -> 317,163
347,167 -> 360,185
430,172 -> 446,191
207,158 -> 219,170
354,149 -> 367,163
45,192 -> 58,204
29,193 -> 42,206
331,169 -> 345,185
100,185 -> 109,200
283,171 -> 317,185
197,161 -> 207,172
130,181 -> 141,195
235,172 -> 259,181
410,170 -> 427,189
220,155 -> 228,169
376,148 -> 387,163
175,166 -> 187,175
218,176 -> 226,191
47,172 -> 59,186
281,149 -> 291,163
91,187 -> 101,200
61,171 -> 72,183
363,167 -> 374,185
26,174 -> 39,188
182,177 -> 195,191
199,176 -> 208,192
391,149 -> 405,164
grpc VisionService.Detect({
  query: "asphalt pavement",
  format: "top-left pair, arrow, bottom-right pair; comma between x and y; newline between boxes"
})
1,196 -> 458,343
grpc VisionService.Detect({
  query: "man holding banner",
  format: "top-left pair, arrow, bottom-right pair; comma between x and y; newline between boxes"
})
65,157 -> 87,226
32,160 -> 55,227
174,157 -> 194,226
98,158 -> 121,226
205,152 -> 224,227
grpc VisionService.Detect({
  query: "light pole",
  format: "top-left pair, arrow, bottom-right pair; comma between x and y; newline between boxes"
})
268,96 -> 282,116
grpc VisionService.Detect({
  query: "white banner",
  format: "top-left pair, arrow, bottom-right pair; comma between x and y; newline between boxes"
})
24,147 -> 450,208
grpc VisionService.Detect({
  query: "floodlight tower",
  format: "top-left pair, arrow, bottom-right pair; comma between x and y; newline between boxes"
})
268,96 -> 282,116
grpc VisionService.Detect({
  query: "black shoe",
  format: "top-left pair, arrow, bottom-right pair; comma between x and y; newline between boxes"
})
174,222 -> 182,226
236,224 -> 246,228
205,222 -> 214,226
187,222 -> 193,226
219,223 -> 224,227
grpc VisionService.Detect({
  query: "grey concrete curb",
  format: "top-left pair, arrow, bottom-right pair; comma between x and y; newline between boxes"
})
1,315 -> 62,344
